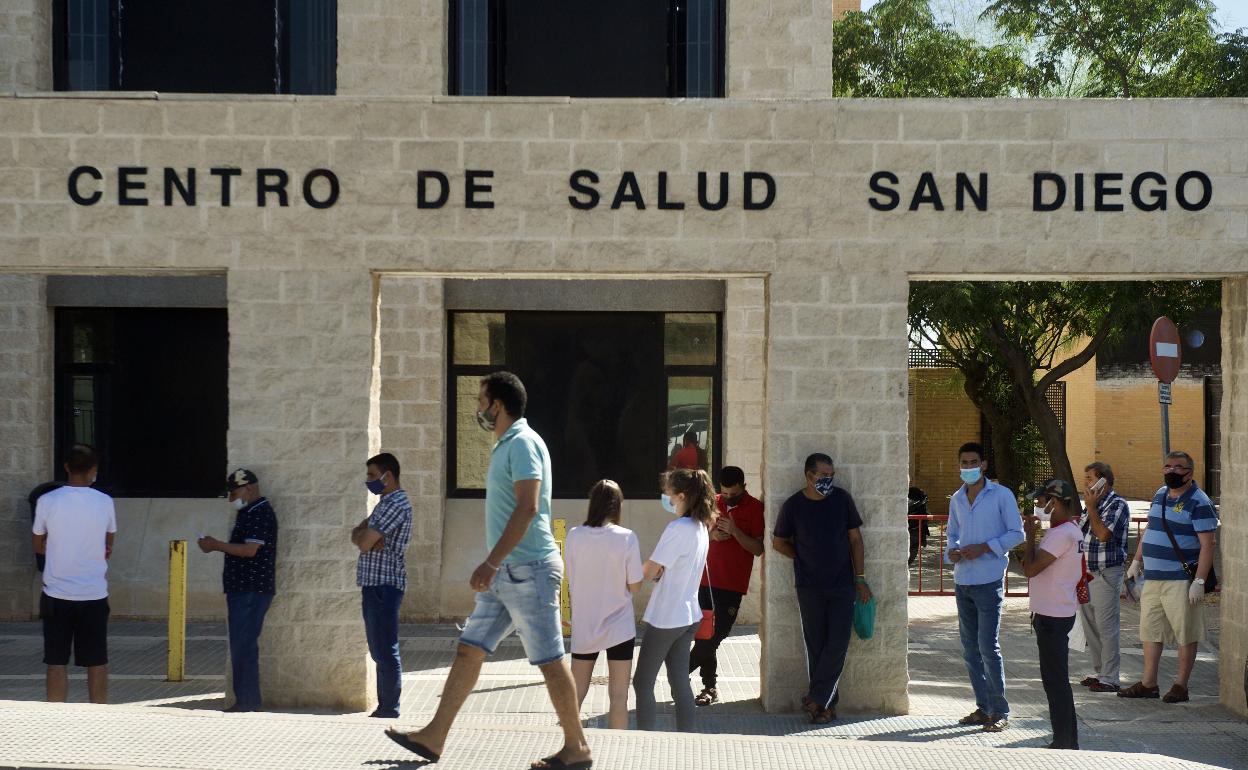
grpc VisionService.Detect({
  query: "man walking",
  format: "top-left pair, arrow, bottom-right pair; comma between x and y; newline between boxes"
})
688,465 -> 764,706
945,442 -> 1023,733
197,468 -> 278,712
352,452 -> 413,719
772,453 -> 871,724
1078,461 -> 1130,693
31,444 -> 116,704
386,372 -> 591,770
1119,451 -> 1219,703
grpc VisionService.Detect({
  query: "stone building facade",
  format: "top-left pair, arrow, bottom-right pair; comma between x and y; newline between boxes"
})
0,2 -> 1244,721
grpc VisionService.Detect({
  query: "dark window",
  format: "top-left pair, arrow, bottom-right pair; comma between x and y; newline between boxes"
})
52,0 -> 336,94
448,311 -> 721,499
448,0 -> 725,97
55,308 -> 228,497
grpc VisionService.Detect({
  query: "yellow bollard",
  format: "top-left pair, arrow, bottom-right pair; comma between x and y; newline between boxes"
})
167,539 -> 187,682
553,518 -> 571,635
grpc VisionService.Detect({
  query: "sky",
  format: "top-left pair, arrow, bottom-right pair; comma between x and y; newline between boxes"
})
858,0 -> 1248,33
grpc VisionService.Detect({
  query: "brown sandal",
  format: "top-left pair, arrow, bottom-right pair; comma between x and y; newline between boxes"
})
1117,682 -> 1160,699
1162,684 -> 1190,703
810,706 -> 837,724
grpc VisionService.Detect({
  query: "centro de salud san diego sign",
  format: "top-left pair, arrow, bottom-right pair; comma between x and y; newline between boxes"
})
65,166 -> 1215,213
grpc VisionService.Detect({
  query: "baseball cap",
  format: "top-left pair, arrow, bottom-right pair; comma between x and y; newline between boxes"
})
1030,478 -> 1079,508
226,468 -> 258,491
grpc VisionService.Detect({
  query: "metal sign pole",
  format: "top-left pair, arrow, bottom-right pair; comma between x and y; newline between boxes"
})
1159,381 -> 1173,459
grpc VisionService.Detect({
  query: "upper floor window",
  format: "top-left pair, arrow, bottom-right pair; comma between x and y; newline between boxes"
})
53,0 -> 336,94
449,0 -> 725,97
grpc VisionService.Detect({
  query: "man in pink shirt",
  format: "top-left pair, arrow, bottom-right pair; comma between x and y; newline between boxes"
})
1023,479 -> 1085,751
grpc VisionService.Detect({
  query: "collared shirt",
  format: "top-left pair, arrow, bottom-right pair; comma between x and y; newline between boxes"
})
1142,483 -> 1218,581
486,418 -> 558,565
356,489 -> 413,590
1082,489 -> 1130,572
945,478 -> 1025,586
703,491 -> 765,595
223,497 -> 278,595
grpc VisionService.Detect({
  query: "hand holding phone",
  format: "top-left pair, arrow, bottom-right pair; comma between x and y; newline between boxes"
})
1090,477 -> 1107,493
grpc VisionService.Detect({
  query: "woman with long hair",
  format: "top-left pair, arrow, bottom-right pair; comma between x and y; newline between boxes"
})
564,480 -> 643,730
632,468 -> 713,732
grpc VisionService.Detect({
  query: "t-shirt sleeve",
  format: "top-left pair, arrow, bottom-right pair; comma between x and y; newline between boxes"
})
106,498 -> 117,534
509,435 -> 544,482
649,521 -> 688,568
626,531 -> 644,583
1039,526 -> 1076,560
32,498 -> 47,535
1191,498 -> 1219,533
843,492 -> 864,530
242,512 -> 272,545
741,499 -> 765,538
773,499 -> 794,539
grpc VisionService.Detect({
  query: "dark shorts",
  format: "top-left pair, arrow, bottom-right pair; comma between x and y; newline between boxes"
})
571,637 -> 635,663
41,593 -> 109,667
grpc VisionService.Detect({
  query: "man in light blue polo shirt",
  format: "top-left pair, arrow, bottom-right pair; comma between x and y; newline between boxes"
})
386,372 -> 591,770
945,441 -> 1024,733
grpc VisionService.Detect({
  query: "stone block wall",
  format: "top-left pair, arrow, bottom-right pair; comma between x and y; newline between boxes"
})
1219,278 -> 1247,719
377,275 -> 446,621
0,0 -> 51,93
337,0 -> 445,97
0,275 -> 49,619
728,0 -> 834,98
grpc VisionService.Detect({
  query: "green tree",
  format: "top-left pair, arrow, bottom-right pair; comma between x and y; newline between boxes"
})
1200,29 -> 1248,96
833,0 -> 1053,97
909,281 -> 1220,492
981,0 -> 1222,97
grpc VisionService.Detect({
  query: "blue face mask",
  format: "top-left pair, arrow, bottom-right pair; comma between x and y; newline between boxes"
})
814,476 -> 835,497
365,472 -> 388,495
960,467 -> 982,485
661,494 -> 678,514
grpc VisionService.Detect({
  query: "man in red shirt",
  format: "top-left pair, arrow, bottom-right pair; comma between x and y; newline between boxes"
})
687,466 -> 765,705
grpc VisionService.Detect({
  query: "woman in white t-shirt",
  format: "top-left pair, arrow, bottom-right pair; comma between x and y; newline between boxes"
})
564,479 -> 644,730
633,468 -> 712,732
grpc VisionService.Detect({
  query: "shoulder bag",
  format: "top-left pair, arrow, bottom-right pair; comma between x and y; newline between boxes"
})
1159,497 -> 1218,594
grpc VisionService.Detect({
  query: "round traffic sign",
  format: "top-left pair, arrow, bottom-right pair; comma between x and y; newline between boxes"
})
1149,316 -> 1182,384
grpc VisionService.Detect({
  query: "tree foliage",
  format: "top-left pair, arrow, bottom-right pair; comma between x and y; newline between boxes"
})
833,0 -> 1054,96
909,281 -> 1220,493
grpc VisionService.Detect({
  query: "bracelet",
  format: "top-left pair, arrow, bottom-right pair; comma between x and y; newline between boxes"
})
484,559 -> 500,571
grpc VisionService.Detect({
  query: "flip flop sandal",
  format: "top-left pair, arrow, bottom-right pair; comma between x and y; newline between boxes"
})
810,706 -> 837,724
531,756 -> 593,770
383,729 -> 440,763
695,687 -> 719,706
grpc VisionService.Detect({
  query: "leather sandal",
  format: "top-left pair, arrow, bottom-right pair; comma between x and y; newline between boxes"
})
695,687 -> 718,706
1117,682 -> 1160,699
810,706 -> 837,724
1079,676 -> 1099,687
958,708 -> 991,725
1163,683 -> 1190,703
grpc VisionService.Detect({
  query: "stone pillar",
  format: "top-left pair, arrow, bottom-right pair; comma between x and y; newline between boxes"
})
229,268 -> 376,710
337,0 -> 444,96
728,0 -> 834,98
378,275 -> 446,620
1219,277 -> 1248,718
0,275 -> 50,619
761,267 -> 910,714
0,1 -> 52,93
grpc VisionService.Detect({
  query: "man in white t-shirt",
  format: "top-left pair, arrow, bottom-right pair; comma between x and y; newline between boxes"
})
31,444 -> 117,704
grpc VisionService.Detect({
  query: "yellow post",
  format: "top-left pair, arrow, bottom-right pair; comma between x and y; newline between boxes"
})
553,518 -> 570,635
167,539 -> 187,682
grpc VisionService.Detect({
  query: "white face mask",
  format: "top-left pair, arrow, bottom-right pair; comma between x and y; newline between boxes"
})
231,498 -> 246,511
1033,503 -> 1052,522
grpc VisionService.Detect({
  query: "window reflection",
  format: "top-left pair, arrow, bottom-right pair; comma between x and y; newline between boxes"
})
667,376 -> 712,472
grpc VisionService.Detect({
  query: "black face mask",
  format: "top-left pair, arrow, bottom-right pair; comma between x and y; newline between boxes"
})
722,494 -> 743,507
1163,472 -> 1188,489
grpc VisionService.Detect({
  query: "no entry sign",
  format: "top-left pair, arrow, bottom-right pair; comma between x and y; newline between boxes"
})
1149,316 -> 1182,384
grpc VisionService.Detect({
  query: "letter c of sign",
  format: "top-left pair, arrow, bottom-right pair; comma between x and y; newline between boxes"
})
68,166 -> 103,205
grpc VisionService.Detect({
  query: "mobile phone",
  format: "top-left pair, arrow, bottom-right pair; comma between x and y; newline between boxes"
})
1090,477 -> 1107,493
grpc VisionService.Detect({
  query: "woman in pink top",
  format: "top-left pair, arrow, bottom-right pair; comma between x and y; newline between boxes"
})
564,480 -> 643,729
1023,479 -> 1085,751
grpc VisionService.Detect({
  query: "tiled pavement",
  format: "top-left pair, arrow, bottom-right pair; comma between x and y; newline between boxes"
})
0,596 -> 1242,769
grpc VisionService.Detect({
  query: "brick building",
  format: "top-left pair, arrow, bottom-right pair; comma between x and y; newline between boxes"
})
0,1 -> 1245,721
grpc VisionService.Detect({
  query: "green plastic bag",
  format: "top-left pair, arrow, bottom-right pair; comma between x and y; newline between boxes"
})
853,595 -> 876,640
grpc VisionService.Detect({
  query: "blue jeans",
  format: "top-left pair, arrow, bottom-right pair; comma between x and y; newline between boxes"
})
226,592 -> 273,710
955,579 -> 1009,718
362,585 -> 404,714
459,555 -> 565,666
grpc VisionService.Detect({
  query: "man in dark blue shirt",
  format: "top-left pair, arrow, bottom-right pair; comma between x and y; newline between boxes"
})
197,468 -> 278,712
772,453 -> 871,724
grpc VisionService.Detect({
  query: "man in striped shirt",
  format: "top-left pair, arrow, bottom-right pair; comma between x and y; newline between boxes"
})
1118,451 -> 1218,704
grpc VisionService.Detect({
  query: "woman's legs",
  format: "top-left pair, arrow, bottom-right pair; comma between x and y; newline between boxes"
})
570,656 -> 595,712
606,658 -> 633,730
663,622 -> 700,731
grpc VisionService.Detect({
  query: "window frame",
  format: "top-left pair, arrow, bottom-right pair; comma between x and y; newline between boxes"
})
446,310 -> 723,499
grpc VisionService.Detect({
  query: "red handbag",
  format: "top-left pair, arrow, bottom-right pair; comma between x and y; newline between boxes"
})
1076,553 -> 1094,605
695,563 -> 715,640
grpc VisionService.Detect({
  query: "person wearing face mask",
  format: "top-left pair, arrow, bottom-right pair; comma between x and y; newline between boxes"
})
633,468 -> 713,732
197,468 -> 278,712
31,443 -> 116,705
351,452 -> 413,719
1023,479 -> 1085,751
688,465 -> 765,707
945,441 -> 1024,733
1119,450 -> 1220,704
772,453 -> 871,725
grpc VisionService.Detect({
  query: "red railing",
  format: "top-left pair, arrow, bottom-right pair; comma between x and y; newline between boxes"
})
906,514 -> 1216,597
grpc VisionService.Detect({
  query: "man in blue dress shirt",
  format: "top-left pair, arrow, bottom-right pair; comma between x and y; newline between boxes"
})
944,442 -> 1024,733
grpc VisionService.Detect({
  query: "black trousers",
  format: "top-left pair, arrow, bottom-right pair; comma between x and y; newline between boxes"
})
796,586 -> 855,709
1033,613 -> 1078,750
687,586 -> 744,689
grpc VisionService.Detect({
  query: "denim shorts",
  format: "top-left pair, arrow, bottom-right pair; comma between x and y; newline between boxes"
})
459,554 -> 565,666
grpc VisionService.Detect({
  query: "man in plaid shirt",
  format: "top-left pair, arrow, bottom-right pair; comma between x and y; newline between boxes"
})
1077,461 -> 1131,693
351,452 -> 413,718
